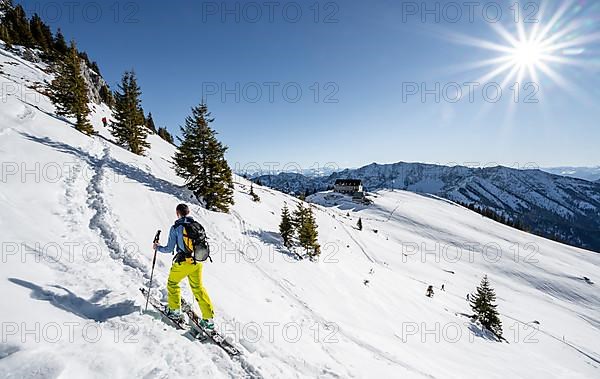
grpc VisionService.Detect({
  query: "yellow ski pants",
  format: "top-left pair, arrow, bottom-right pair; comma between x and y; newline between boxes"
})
167,260 -> 214,319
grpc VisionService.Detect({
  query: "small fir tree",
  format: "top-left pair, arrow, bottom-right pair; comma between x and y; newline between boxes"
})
279,203 -> 294,248
470,275 -> 503,338
296,204 -> 320,257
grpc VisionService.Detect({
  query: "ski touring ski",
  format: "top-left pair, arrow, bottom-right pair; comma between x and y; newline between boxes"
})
181,297 -> 241,357
140,288 -> 241,357
140,287 -> 187,329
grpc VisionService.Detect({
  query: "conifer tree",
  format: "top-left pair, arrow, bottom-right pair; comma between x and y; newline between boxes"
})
157,127 -> 174,144
111,71 -> 149,155
0,24 -> 11,48
279,203 -> 294,248
78,51 -> 91,67
29,13 -> 52,51
357,217 -> 363,231
90,61 -> 101,74
53,29 -> 68,56
292,202 -> 306,237
99,84 -> 114,107
0,0 -> 12,13
8,5 -> 33,47
174,102 -> 234,212
293,203 -> 319,257
48,41 -> 93,135
470,275 -> 503,338
145,112 -> 157,133
298,206 -> 320,257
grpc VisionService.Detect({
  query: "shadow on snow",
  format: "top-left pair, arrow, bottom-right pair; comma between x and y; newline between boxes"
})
9,278 -> 137,322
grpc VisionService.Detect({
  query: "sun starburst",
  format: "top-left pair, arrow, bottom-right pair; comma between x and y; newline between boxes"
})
443,0 -> 600,100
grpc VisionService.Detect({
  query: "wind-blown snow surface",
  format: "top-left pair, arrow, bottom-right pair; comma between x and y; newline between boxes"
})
1,44 -> 600,378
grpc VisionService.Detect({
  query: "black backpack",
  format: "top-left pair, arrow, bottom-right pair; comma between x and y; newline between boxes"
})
177,220 -> 211,263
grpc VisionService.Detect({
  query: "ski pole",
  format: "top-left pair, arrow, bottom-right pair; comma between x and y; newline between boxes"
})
145,230 -> 161,312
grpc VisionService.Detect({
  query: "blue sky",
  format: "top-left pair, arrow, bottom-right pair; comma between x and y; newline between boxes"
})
15,0 -> 600,171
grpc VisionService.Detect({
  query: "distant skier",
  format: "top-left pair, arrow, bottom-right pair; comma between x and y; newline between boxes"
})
441,284 -> 445,291
153,203 -> 215,329
101,117 -> 108,127
466,294 -> 470,301
426,285 -> 434,298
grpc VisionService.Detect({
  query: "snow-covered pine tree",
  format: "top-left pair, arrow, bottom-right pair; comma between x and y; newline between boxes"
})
174,102 -> 234,213
111,71 -> 149,155
470,275 -> 503,338
279,203 -> 294,248
48,41 -> 93,135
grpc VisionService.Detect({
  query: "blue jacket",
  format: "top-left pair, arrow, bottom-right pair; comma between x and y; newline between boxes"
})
157,216 -> 194,254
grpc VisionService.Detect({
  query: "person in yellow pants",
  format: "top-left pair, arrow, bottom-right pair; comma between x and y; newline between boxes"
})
154,204 -> 215,329
167,259 -> 214,319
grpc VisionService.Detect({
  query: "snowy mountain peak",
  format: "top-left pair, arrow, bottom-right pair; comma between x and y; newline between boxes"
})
255,162 -> 600,253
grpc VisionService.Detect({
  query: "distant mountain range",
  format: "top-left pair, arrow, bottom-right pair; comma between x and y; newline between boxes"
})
254,162 -> 600,253
236,166 -> 338,179
542,166 -> 600,182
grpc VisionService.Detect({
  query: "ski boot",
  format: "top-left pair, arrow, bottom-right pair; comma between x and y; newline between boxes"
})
165,307 -> 186,324
200,318 -> 215,331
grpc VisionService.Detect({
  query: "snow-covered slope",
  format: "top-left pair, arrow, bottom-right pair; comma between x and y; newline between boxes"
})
255,163 -> 600,253
1,43 -> 600,378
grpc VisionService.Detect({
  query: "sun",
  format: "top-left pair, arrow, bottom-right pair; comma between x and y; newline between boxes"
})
510,40 -> 544,68
443,0 -> 600,95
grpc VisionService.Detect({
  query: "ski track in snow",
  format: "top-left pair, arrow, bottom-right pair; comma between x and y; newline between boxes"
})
85,139 -> 148,275
16,105 -> 35,123
227,210 -> 354,377
309,195 -> 600,373
60,144 -> 89,234
82,141 -> 264,379
230,210 -> 435,379
345,201 -> 600,368
38,137 -> 261,379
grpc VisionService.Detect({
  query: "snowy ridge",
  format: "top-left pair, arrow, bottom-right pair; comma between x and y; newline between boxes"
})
543,166 -> 600,182
1,44 -> 600,378
255,163 -> 600,253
